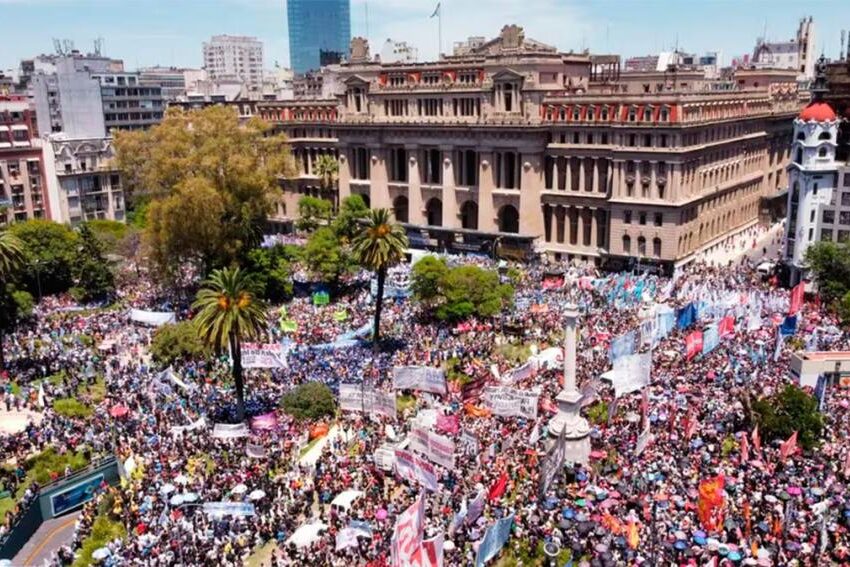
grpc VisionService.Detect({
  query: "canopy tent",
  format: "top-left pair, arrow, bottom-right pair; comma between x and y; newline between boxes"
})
286,522 -> 328,548
331,489 -> 364,511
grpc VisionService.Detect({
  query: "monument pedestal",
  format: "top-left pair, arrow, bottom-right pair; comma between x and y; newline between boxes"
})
547,389 -> 591,465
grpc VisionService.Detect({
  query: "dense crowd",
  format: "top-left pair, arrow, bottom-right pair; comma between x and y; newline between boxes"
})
1,243 -> 849,566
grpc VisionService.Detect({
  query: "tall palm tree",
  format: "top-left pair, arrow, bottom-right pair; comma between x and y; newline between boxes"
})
352,209 -> 408,353
314,154 -> 339,208
193,267 -> 267,422
0,230 -> 25,370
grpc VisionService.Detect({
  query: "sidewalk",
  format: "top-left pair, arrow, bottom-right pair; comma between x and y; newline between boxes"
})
12,511 -> 80,566
298,424 -> 341,467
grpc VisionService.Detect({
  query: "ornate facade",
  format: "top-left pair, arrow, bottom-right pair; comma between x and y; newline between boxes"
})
259,25 -> 804,271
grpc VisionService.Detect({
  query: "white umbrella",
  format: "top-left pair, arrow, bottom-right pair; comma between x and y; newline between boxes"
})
174,474 -> 189,485
443,540 -> 456,551
286,522 -> 328,548
331,490 -> 364,511
248,489 -> 266,501
169,494 -> 185,506
232,483 -> 248,495
91,547 -> 111,561
182,492 -> 199,502
160,483 -> 176,495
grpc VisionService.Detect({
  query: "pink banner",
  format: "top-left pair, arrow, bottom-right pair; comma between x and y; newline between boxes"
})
250,412 -> 278,430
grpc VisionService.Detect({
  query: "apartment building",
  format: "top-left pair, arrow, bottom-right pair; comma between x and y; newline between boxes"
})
42,135 -> 124,225
202,35 -> 264,90
259,26 -> 803,272
0,96 -> 49,225
92,71 -> 164,132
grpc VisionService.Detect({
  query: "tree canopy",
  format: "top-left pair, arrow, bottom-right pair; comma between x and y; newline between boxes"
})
303,227 -> 351,285
332,194 -> 370,242
296,196 -> 333,232
281,382 -> 336,421
410,260 -> 514,321
72,224 -> 115,302
752,384 -> 824,451
8,220 -> 78,296
114,106 -> 295,277
149,321 -> 209,366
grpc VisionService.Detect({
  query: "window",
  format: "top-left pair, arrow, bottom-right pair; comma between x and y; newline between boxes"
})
418,98 -> 442,116
660,134 -> 668,148
809,228 -> 814,241
601,133 -> 608,144
840,230 -> 850,242
660,108 -> 669,122
818,147 -> 827,157
840,211 -> 850,226
654,213 -> 663,227
624,210 -> 632,224
795,149 -> 802,164
643,134 -> 651,147
823,210 -> 835,224
628,107 -> 636,122
637,236 -> 646,255
639,212 -> 646,225
841,192 -> 850,207
601,108 -> 608,121
643,108 -> 652,121
653,237 -> 662,257
573,132 -> 580,144
622,235 -> 631,253
573,108 -> 580,121
821,229 -> 833,241
810,210 -> 816,223
818,131 -> 831,141
796,132 -> 806,141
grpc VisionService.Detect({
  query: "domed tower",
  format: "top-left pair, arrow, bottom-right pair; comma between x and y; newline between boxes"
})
785,56 -> 840,285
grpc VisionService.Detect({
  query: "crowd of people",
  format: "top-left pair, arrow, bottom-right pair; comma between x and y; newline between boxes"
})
1,243 -> 849,566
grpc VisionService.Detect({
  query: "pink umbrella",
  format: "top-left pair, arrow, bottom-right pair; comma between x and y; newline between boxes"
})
110,404 -> 130,418
590,450 -> 606,460
376,509 -> 388,521
787,486 -> 802,496
600,498 -> 618,509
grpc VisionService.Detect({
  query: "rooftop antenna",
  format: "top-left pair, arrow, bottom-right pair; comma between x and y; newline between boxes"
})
53,38 -> 64,55
62,39 -> 74,54
842,30 -> 846,61
93,37 -> 103,56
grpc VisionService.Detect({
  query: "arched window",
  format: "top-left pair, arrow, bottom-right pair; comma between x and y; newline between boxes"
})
637,236 -> 646,256
425,198 -> 442,226
393,195 -> 409,223
622,234 -> 631,254
795,148 -> 803,164
796,132 -> 805,141
653,237 -> 662,257
460,201 -> 478,230
818,131 -> 831,141
818,147 -> 827,157
498,205 -> 519,233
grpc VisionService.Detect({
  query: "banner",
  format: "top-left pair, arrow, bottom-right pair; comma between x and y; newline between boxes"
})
212,423 -> 250,439
392,494 -> 425,567
158,367 -> 196,392
685,331 -> 703,361
702,323 -> 720,355
780,315 -> 798,337
250,412 -> 278,431
242,343 -> 289,369
409,427 -> 456,470
789,282 -> 805,315
529,347 -> 563,370
475,513 -> 515,567
171,416 -> 206,436
482,386 -> 539,419
609,331 -> 636,364
677,303 -> 697,330
393,366 -> 447,395
394,450 -> 439,491
500,361 -> 535,385
129,308 -> 175,327
246,443 -> 266,458
339,384 -> 397,419
539,426 -> 566,497
635,427 -> 653,456
202,502 -> 256,517
459,431 -> 480,456
718,315 -> 735,338
608,352 -> 651,398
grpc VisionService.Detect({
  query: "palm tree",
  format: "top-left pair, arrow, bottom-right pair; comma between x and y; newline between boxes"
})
352,209 -> 408,353
314,154 -> 339,209
193,267 -> 267,422
0,230 -> 25,370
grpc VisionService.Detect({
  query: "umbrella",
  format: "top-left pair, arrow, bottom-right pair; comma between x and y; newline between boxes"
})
169,494 -> 185,506
174,474 -> 189,485
182,492 -> 198,502
286,521 -> 328,548
91,548 -> 111,561
249,489 -> 266,501
376,509 -> 388,521
232,483 -> 248,495
590,450 -> 606,459
160,483 -> 175,495
110,404 -> 130,418
443,540 -> 455,551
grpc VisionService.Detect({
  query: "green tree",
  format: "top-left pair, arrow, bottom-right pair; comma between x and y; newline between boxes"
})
0,230 -> 28,369
0,285 -> 31,370
314,154 -> 338,194
410,256 -> 448,305
304,227 -> 350,285
281,382 -> 336,421
436,265 -> 514,321
150,321 -> 209,366
244,246 -> 295,302
84,220 -> 129,255
804,240 -> 850,303
296,196 -> 333,232
352,209 -> 408,352
752,384 -> 824,451
332,194 -> 370,242
114,106 -> 295,277
0,230 -> 25,282
192,267 -> 267,422
9,220 -> 78,296
73,224 -> 115,302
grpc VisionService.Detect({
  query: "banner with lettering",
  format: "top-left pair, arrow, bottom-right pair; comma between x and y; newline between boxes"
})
475,513 -> 515,567
539,426 -> 566,497
482,386 -> 539,419
212,423 -> 250,439
393,366 -> 447,395
339,384 -> 397,419
685,330 -> 703,361
241,343 -> 289,369
702,323 -> 720,355
409,427 -> 456,469
393,449 -> 439,491
500,361 -> 535,385
609,331 -> 636,364
610,352 -> 651,398
129,308 -> 175,327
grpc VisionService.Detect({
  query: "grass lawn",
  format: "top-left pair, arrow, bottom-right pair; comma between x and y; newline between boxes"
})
244,540 -> 278,567
0,496 -> 15,519
298,436 -> 322,458
495,342 -> 532,365
71,513 -> 126,567
493,541 -> 572,567
397,394 -> 417,412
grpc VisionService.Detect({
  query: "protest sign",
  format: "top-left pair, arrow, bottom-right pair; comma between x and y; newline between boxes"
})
475,513 -> 515,567
241,343 -> 289,369
393,366 -> 447,395
202,502 -> 255,517
129,308 -> 175,327
339,383 -> 397,419
212,423 -> 249,439
393,450 -> 438,491
482,386 -> 539,419
409,427 -> 456,469
539,426 -> 566,496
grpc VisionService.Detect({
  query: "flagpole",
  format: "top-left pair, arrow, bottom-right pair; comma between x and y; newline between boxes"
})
438,7 -> 443,58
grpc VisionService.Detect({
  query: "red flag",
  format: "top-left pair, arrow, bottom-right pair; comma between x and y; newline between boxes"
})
739,432 -> 749,463
718,316 -> 735,338
789,282 -> 805,315
488,471 -> 508,502
780,431 -> 798,461
685,413 -> 698,440
685,331 -> 703,361
752,426 -> 761,454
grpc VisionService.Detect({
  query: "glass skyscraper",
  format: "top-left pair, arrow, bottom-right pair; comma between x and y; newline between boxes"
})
287,0 -> 351,75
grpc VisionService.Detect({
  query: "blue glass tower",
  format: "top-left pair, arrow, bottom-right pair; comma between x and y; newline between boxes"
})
287,0 -> 351,74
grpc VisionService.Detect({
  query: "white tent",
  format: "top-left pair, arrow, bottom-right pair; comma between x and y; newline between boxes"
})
331,490 -> 364,511
286,521 -> 328,548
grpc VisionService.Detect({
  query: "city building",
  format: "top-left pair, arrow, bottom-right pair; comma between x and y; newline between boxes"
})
287,0 -> 350,74
258,26 -> 802,271
202,35 -> 264,90
42,135 -> 124,225
784,58 -> 846,284
380,39 -> 419,64
92,71 -> 164,132
751,17 -> 815,81
139,66 -> 206,100
0,96 -> 49,225
30,57 -> 106,138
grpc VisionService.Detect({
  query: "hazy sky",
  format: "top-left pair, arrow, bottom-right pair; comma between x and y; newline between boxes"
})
0,0 -> 846,71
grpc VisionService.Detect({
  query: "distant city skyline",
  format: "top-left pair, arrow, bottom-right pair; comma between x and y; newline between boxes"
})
0,0 -> 847,72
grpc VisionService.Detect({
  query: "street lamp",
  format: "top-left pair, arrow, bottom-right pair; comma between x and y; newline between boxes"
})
33,259 -> 42,303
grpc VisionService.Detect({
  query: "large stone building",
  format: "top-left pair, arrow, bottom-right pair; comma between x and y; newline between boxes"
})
202,35 -> 264,91
0,95 -> 49,225
259,26 -> 803,272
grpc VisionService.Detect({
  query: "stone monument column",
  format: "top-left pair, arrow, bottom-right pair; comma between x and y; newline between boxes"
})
548,303 -> 591,465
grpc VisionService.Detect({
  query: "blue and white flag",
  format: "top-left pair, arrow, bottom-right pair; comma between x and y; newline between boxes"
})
475,513 -> 515,567
702,323 -> 720,355
814,374 -> 828,413
773,327 -> 784,362
609,331 -> 636,364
